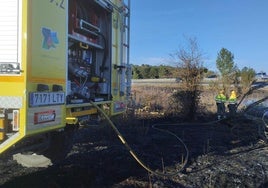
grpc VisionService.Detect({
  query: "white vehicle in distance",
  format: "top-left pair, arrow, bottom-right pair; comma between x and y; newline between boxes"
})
255,72 -> 268,81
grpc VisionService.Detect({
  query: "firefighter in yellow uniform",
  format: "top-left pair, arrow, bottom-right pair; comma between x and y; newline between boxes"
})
215,90 -> 227,120
228,90 -> 237,116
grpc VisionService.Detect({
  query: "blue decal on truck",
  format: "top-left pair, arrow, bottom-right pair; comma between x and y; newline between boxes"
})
42,27 -> 59,49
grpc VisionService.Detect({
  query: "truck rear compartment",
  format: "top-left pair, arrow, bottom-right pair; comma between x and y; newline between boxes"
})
0,0 -> 131,154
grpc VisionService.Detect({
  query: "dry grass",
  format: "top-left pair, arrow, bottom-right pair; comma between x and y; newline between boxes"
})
129,85 -> 217,118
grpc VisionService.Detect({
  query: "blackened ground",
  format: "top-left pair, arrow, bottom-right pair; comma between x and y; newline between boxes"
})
1,115 -> 268,188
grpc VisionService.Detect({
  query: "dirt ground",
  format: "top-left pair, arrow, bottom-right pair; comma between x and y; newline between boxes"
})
0,87 -> 268,188
1,114 -> 268,188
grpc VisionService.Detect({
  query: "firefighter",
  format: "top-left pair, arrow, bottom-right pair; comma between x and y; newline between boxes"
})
215,90 -> 227,120
228,90 -> 237,116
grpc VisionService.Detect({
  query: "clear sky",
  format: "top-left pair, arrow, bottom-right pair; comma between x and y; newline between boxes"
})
130,0 -> 268,73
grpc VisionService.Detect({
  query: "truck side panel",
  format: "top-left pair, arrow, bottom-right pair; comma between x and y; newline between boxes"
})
26,0 -> 67,135
28,0 -> 67,84
111,0 -> 131,115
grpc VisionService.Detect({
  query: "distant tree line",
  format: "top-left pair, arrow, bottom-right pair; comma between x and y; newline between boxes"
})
132,64 -> 179,79
132,64 -> 213,79
132,60 -> 255,85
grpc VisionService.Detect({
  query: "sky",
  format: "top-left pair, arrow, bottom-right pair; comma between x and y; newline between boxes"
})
130,0 -> 268,73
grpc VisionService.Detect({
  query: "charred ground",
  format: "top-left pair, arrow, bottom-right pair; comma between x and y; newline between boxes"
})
0,115 -> 268,188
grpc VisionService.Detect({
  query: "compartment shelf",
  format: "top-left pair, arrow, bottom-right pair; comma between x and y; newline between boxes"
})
68,34 -> 103,50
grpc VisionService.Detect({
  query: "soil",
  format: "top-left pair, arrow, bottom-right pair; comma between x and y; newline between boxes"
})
1,114 -> 268,188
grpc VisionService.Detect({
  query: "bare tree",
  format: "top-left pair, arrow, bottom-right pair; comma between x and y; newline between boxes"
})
171,37 -> 205,120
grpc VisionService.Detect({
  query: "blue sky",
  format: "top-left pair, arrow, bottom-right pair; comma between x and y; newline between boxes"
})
130,0 -> 268,73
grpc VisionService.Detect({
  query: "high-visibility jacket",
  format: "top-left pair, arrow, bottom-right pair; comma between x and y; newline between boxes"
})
215,93 -> 227,103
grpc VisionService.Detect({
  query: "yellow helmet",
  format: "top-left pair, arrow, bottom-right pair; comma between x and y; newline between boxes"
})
230,90 -> 237,98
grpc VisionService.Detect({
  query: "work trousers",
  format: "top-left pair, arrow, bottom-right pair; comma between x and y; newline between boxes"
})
228,103 -> 237,116
216,102 -> 225,118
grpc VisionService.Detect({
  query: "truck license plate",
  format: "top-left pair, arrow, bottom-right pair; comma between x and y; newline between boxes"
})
29,92 -> 65,107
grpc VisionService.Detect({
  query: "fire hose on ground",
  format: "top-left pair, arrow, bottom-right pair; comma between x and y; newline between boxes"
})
90,101 -> 189,177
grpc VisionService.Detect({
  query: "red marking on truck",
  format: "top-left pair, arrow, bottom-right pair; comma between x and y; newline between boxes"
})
34,110 -> 56,124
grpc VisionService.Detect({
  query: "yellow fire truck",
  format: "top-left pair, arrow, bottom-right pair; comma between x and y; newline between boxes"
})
0,0 -> 131,154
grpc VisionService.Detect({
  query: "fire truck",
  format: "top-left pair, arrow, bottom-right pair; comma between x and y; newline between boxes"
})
0,0 -> 131,154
